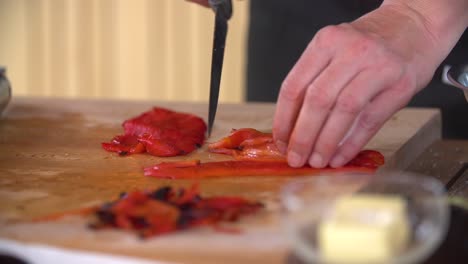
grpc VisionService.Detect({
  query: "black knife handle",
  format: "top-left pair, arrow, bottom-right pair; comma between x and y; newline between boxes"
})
209,0 -> 232,20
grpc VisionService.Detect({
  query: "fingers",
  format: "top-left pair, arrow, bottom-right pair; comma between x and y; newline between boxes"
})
274,23 -> 418,169
285,57 -> 365,167
272,38 -> 334,154
329,77 -> 414,168
309,66 -> 402,168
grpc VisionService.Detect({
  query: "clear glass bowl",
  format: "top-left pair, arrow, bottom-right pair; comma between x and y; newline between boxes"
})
281,172 -> 450,264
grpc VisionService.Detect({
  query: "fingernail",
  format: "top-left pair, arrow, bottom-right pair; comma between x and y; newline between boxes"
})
309,152 -> 324,168
288,151 -> 304,168
276,140 -> 287,154
330,155 -> 345,168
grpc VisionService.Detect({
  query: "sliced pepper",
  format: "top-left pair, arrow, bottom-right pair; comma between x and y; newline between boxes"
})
145,128 -> 385,179
144,155 -> 382,179
102,107 -> 206,157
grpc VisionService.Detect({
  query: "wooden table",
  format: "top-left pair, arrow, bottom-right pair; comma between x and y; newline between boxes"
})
0,97 -> 443,264
406,140 -> 468,198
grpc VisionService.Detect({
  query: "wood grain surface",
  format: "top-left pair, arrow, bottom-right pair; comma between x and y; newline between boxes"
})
0,97 -> 441,264
406,140 -> 468,197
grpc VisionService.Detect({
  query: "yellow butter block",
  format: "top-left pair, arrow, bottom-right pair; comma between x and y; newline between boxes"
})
319,194 -> 410,264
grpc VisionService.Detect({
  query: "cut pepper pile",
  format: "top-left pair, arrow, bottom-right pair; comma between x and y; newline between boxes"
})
144,128 -> 385,179
102,107 -> 206,157
87,184 -> 263,238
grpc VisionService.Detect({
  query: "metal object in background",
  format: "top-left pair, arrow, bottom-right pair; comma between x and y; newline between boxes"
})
207,0 -> 233,136
445,64 -> 468,101
0,67 -> 12,116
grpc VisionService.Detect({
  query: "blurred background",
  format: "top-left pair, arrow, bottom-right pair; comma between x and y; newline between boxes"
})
0,0 -> 249,103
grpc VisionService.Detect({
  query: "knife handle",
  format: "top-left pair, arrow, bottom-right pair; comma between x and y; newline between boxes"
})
208,0 -> 232,20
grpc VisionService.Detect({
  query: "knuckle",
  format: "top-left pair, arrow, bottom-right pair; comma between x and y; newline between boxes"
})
339,143 -> 361,161
391,74 -> 418,98
272,124 -> 287,140
280,79 -> 303,102
398,74 -> 417,91
305,86 -> 334,110
338,151 -> 353,163
358,112 -> 381,132
289,137 -> 312,151
335,94 -> 365,115
314,25 -> 342,47
321,25 -> 340,36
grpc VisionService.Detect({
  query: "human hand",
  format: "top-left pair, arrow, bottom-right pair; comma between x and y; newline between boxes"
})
273,3 -> 445,169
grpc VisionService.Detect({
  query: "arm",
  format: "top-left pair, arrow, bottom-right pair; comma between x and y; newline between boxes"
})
273,0 -> 468,168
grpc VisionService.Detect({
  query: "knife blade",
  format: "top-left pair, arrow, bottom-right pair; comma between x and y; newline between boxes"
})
207,0 -> 232,137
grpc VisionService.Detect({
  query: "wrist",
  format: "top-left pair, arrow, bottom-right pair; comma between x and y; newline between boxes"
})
382,0 -> 468,32
381,0 -> 468,63
351,6 -> 440,87
352,0 -> 468,88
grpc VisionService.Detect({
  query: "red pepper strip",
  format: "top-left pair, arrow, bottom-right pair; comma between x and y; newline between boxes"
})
233,139 -> 285,161
102,107 -> 206,157
102,134 -> 146,155
346,149 -> 385,169
208,128 -> 286,161
208,128 -> 385,166
153,160 -> 201,170
208,128 -> 268,154
144,158 -> 380,179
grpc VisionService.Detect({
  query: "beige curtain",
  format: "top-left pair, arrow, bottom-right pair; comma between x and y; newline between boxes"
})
0,0 -> 249,102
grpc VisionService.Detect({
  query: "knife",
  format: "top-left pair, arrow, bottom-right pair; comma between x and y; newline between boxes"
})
207,0 -> 232,136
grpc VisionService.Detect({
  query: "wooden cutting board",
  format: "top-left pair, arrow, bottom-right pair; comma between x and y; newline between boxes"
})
0,97 -> 441,264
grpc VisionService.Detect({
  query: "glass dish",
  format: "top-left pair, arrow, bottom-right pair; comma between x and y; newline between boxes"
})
281,172 -> 450,264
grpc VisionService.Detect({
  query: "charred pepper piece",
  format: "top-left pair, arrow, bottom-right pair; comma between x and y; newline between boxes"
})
37,184 -> 263,239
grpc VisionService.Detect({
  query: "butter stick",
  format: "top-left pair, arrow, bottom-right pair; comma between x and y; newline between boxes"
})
319,194 -> 410,263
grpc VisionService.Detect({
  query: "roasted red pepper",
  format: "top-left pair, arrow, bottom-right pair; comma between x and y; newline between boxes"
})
144,153 -> 383,179
36,185 -> 263,238
145,128 -> 384,179
209,129 -> 384,168
208,128 -> 268,155
102,107 -> 206,157
208,128 -> 283,161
